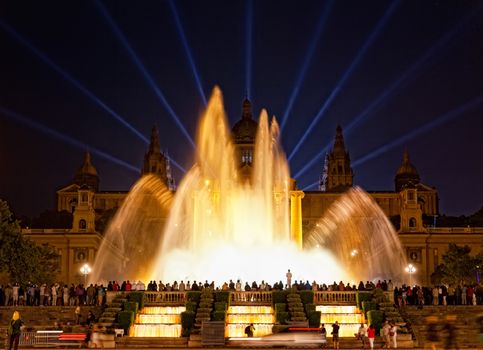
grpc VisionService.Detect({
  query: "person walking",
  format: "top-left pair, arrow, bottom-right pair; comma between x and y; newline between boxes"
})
382,321 -> 391,348
320,323 -> 327,348
356,323 -> 367,348
389,322 -> 397,348
367,324 -> 376,349
8,311 -> 23,350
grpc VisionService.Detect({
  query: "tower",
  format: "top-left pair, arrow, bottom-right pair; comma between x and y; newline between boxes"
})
231,98 -> 258,168
74,152 -> 99,192
142,126 -> 173,188
72,184 -> 96,232
322,126 -> 353,192
395,149 -> 420,192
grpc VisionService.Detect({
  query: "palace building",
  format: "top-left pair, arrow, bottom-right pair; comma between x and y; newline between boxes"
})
23,99 -> 483,285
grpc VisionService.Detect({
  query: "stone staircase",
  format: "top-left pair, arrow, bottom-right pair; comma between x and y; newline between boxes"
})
402,305 -> 483,348
97,293 -> 126,328
194,289 -> 214,328
287,292 -> 307,325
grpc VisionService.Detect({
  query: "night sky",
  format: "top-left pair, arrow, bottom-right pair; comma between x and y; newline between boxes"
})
1,0 -> 482,217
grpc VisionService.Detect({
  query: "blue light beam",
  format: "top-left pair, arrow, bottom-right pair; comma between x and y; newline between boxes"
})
168,0 -> 206,105
294,6 -> 480,179
245,0 -> 253,99
288,0 -> 401,161
0,20 -> 148,144
280,0 -> 334,131
95,0 -> 196,149
0,106 -> 139,173
352,95 -> 483,167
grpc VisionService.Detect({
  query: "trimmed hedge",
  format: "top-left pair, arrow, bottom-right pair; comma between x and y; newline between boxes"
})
212,311 -> 226,321
299,290 -> 314,305
362,301 -> 377,317
275,303 -> 286,312
186,291 -> 201,304
128,291 -> 144,310
124,301 -> 138,314
118,311 -> 134,334
367,310 -> 383,335
214,302 -> 227,312
272,290 -> 288,305
181,311 -> 195,331
356,291 -> 372,309
215,291 -> 230,304
308,311 -> 321,327
185,302 -> 197,313
305,303 -> 316,315
276,311 -> 289,324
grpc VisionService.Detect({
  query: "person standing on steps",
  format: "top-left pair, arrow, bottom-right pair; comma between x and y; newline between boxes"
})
286,269 -> 292,289
367,324 -> 376,349
320,323 -> 327,348
331,321 -> 340,349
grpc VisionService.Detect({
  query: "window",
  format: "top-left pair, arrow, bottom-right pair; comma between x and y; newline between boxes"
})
409,217 -> 417,228
81,193 -> 88,203
79,219 -> 87,230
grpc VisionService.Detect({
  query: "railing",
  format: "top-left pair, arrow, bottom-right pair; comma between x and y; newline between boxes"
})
230,291 -> 272,305
143,292 -> 186,305
314,291 -> 359,305
426,227 -> 483,233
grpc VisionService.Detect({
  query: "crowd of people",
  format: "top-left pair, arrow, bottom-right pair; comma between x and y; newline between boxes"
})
0,283 -> 108,307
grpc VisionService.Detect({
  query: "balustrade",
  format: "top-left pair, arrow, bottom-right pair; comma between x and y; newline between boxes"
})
143,291 -> 186,305
230,291 -> 272,305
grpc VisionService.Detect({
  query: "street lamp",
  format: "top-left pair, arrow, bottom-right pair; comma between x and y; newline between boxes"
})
405,263 -> 416,286
80,263 -> 91,285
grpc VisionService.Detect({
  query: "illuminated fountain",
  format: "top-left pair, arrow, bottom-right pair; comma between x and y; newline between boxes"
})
225,306 -> 274,337
92,86 -> 406,284
91,86 -> 407,337
316,305 -> 363,337
132,306 -> 186,337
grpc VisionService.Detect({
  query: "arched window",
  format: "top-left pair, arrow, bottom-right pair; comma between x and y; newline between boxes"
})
409,217 -> 417,228
79,219 -> 87,230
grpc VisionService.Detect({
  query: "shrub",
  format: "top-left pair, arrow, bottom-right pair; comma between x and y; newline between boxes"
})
276,311 -> 289,324
118,311 -> 134,334
212,310 -> 226,321
362,301 -> 377,317
186,291 -> 201,304
305,303 -> 316,315
124,301 -> 138,314
367,310 -> 383,335
356,291 -> 372,309
299,290 -> 314,305
128,292 -> 144,309
185,302 -> 197,313
308,311 -> 321,327
214,302 -> 227,312
215,291 -> 230,304
272,290 -> 288,305
181,311 -> 195,331
275,303 -> 286,312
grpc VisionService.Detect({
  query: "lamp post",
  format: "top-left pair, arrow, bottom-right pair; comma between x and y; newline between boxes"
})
405,263 -> 416,287
80,264 -> 91,285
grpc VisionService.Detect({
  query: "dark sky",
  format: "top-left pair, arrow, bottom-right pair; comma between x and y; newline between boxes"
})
1,0 -> 482,217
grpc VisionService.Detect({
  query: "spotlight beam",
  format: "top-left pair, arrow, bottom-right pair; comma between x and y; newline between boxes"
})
95,0 -> 196,149
245,0 -> 253,99
352,95 -> 483,167
0,106 -> 139,173
302,181 -> 320,191
293,6 -> 480,179
288,0 -> 400,161
280,0 -> 334,131
0,20 -> 148,144
168,0 -> 207,105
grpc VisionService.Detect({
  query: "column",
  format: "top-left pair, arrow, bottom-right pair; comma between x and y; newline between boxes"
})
290,190 -> 305,250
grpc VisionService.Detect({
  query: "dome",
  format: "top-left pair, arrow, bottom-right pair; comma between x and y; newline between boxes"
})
396,150 -> 419,176
232,98 -> 258,144
77,152 -> 98,176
